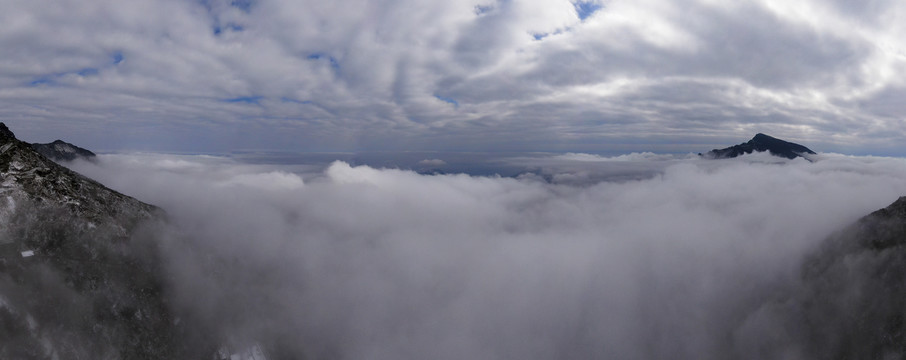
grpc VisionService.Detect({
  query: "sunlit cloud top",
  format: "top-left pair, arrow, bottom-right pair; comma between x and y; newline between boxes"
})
1,0 -> 904,154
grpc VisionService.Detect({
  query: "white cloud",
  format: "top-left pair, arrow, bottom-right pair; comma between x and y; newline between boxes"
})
552,151 -> 678,162
68,152 -> 906,358
218,171 -> 304,190
1,0 -> 905,153
417,158 -> 447,166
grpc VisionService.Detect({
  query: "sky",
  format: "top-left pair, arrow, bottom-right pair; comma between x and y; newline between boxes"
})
1,0 -> 905,155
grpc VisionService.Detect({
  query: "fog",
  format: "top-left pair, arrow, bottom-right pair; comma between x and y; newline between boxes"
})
70,152 -> 906,359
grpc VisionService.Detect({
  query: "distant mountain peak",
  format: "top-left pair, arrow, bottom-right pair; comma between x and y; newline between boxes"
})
1,124 -> 154,223
702,133 -> 816,160
31,139 -> 96,162
0,122 -> 96,162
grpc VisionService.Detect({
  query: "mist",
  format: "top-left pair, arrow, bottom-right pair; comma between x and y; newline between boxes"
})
69,152 -> 906,359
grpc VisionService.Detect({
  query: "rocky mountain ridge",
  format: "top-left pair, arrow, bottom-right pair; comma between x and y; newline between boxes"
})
1,123 -> 154,227
1,122 -> 264,359
702,133 -> 817,160
742,195 -> 906,358
0,122 -> 198,359
31,139 -> 96,162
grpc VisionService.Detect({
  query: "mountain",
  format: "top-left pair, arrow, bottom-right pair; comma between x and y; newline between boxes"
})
31,140 -> 96,162
702,133 -> 816,160
743,196 -> 906,358
1,123 -> 153,224
0,122 -> 265,359
0,122 -> 212,359
798,196 -> 906,357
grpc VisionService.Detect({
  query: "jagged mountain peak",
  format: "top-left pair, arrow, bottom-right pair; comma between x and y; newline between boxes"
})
702,133 -> 816,160
0,123 -> 184,359
0,123 -> 97,163
1,130 -> 153,225
31,139 -> 97,162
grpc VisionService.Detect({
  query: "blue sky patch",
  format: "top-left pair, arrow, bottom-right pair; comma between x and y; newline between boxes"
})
281,97 -> 313,105
77,68 -> 99,76
230,0 -> 253,12
475,5 -> 494,15
532,28 -> 567,41
28,63 -> 104,86
29,78 -> 54,86
435,95 -> 459,108
223,96 -> 264,104
574,1 -> 602,20
307,53 -> 340,70
112,52 -> 124,65
214,23 -> 245,35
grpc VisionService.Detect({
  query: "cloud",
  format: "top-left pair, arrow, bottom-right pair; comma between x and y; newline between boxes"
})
1,0 -> 905,153
417,158 -> 447,166
68,152 -> 906,358
551,151 -> 680,162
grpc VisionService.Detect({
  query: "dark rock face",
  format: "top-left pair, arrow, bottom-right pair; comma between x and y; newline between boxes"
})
2,123 -> 96,163
31,140 -> 97,162
703,133 -> 816,160
0,122 -> 208,359
0,123 -> 14,143
742,197 -> 906,359
1,125 -> 153,225
796,196 -> 906,358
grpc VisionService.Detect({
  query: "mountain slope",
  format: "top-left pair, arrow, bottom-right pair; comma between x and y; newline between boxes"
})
740,196 -> 906,358
0,122 -> 205,359
1,123 -> 154,226
702,133 -> 816,160
31,139 -> 96,162
796,196 -> 906,358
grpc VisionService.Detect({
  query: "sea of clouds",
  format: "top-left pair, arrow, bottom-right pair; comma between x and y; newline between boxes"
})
70,152 -> 906,359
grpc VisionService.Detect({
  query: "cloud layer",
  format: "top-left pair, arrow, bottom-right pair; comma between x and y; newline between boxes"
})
2,0 -> 905,153
69,152 -> 906,358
